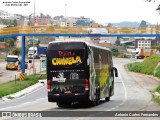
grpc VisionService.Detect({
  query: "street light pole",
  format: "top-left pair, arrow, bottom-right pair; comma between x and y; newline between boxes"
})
33,0 -> 35,74
65,4 -> 67,26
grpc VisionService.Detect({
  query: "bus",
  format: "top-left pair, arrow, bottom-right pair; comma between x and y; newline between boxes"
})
47,40 -> 118,107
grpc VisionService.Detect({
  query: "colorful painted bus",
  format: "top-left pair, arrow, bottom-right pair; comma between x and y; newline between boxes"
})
47,40 -> 118,107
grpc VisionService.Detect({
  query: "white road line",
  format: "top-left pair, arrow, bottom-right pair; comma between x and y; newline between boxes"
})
105,64 -> 128,111
116,64 -> 128,102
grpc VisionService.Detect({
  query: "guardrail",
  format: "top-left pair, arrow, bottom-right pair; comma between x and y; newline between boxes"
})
0,26 -> 89,35
1,26 -> 160,35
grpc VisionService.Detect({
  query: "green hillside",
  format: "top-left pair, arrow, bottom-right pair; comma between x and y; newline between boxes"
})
128,55 -> 160,77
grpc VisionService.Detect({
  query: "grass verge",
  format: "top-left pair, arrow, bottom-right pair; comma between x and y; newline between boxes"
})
0,74 -> 46,99
152,85 -> 160,103
127,55 -> 160,76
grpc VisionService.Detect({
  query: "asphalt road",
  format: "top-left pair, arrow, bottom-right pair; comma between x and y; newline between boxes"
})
0,58 -> 160,120
0,59 -> 45,84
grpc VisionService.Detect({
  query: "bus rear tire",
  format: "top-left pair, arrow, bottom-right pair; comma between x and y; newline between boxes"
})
96,89 -> 100,105
89,100 -> 96,107
57,102 -> 71,108
105,87 -> 111,101
105,96 -> 110,101
57,102 -> 65,108
96,95 -> 100,105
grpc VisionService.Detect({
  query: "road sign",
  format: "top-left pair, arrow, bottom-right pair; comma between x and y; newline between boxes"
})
40,55 -> 46,68
41,60 -> 46,68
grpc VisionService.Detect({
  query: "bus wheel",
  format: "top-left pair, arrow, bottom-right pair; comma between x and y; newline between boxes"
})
89,99 -> 96,107
105,87 -> 111,101
105,96 -> 110,101
57,102 -> 65,108
96,89 -> 100,105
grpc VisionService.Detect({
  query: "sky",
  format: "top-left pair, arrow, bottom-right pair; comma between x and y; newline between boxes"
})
0,0 -> 160,24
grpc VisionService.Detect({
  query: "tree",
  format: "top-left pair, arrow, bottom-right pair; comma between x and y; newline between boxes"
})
146,0 -> 155,1
139,20 -> 148,27
27,38 -> 39,47
13,19 -> 17,27
76,20 -> 90,26
28,14 -> 33,26
4,38 -> 17,53
11,48 -> 21,55
115,37 -> 121,46
107,23 -> 113,27
146,0 -> 160,13
111,48 -> 119,56
4,38 -> 15,47
40,13 -> 44,16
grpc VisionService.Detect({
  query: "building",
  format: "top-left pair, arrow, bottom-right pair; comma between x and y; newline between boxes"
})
134,37 -> 157,49
52,16 -> 65,26
52,16 -> 91,27
75,16 -> 90,22
75,16 -> 90,26
98,40 -> 111,47
31,13 -> 51,26
66,17 -> 76,27
0,10 -> 14,19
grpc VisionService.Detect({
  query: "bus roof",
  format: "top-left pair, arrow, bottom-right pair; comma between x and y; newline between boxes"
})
48,40 -> 111,51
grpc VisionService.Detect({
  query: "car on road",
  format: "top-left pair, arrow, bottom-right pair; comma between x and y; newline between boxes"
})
5,55 -> 28,70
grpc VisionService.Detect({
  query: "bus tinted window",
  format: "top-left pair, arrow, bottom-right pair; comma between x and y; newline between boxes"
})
47,42 -> 86,69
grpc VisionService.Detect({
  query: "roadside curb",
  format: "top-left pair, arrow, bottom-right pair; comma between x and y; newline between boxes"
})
147,75 -> 160,82
152,92 -> 160,100
1,79 -> 47,101
124,64 -> 160,99
154,92 -> 160,97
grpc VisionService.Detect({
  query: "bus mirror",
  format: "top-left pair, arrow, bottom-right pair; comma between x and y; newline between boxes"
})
113,67 -> 118,77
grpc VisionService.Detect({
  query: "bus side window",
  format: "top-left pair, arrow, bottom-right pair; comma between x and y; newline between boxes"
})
113,67 -> 118,77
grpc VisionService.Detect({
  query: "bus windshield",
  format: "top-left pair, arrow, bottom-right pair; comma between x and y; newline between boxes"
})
7,57 -> 18,63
